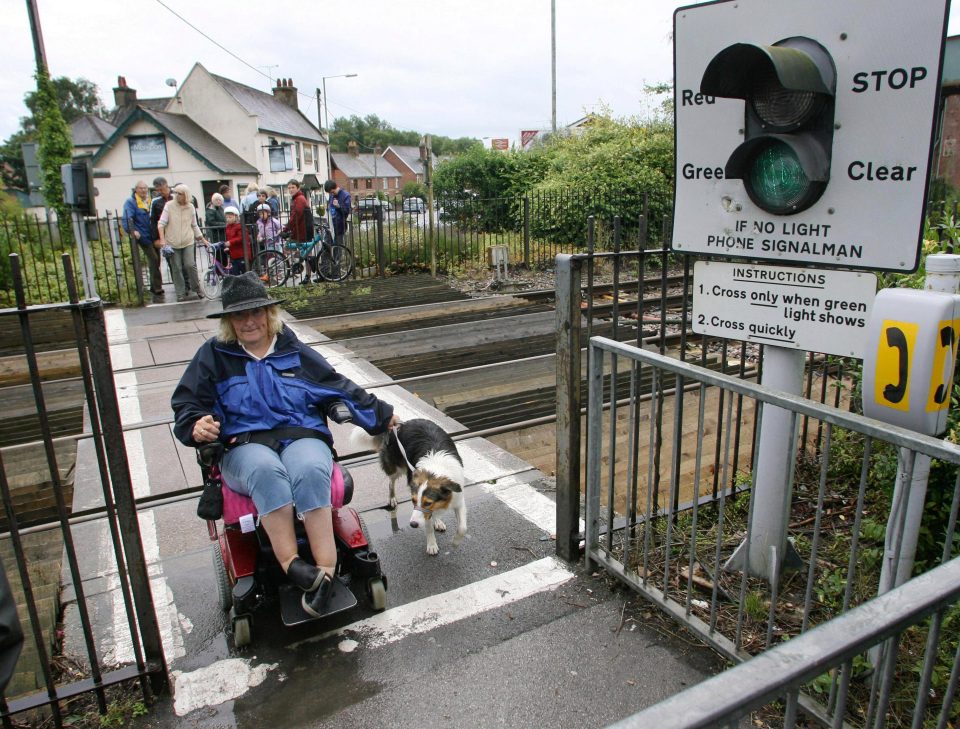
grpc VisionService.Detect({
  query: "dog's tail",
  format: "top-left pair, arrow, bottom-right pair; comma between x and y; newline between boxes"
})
347,426 -> 386,454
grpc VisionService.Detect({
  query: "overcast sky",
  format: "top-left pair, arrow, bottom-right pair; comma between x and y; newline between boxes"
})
5,0 -> 960,147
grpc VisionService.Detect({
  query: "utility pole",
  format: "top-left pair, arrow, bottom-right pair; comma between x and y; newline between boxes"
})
551,0 -> 557,132
316,87 -> 323,137
25,0 -> 48,73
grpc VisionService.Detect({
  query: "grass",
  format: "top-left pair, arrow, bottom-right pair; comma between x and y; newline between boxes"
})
611,432 -> 959,727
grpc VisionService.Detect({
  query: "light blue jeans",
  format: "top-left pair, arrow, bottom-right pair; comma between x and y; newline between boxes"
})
220,438 -> 333,517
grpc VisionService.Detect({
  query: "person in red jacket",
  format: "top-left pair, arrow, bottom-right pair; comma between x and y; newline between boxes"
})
224,206 -> 250,274
282,179 -> 309,242
281,178 -> 314,284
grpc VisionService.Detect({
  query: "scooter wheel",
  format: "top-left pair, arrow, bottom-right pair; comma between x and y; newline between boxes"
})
367,578 -> 387,611
213,542 -> 232,612
233,614 -> 252,648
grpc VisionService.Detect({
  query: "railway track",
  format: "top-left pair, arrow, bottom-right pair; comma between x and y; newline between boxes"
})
0,272 -> 693,448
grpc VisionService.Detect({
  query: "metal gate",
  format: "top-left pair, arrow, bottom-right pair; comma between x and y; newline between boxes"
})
554,248 -> 960,726
0,254 -> 166,726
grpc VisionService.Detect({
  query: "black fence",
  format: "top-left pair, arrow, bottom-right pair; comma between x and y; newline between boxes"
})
2,188 -> 670,306
0,254 -> 167,725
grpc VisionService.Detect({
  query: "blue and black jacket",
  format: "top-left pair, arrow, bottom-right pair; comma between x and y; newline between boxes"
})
171,325 -> 393,448
121,195 -> 152,243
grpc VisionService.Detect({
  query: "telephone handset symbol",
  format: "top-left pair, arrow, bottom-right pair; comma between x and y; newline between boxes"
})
934,325 -> 955,405
883,327 -> 909,404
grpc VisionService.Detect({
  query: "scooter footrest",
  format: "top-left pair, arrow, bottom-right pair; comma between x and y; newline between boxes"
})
279,580 -> 357,626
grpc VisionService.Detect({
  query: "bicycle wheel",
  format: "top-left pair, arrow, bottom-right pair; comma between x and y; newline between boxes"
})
253,250 -> 290,287
317,244 -> 354,282
196,247 -> 223,300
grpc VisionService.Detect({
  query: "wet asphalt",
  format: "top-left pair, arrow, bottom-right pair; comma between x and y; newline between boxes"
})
62,295 -> 724,729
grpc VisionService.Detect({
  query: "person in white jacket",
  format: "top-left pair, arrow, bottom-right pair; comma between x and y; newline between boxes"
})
158,183 -> 208,301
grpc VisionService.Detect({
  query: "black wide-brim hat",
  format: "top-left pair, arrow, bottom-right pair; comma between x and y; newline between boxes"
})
206,271 -> 285,318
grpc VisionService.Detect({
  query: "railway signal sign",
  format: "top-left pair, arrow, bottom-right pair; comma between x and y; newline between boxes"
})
672,0 -> 949,272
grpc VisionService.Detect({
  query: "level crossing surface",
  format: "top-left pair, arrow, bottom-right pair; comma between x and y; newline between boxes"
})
60,293 -> 723,729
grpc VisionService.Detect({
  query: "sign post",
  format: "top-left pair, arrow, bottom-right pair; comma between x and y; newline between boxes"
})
673,0 -> 949,583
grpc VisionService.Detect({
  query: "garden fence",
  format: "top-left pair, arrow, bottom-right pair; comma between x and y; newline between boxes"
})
1,188 -> 668,306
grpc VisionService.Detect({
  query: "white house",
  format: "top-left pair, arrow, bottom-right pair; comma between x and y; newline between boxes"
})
76,68 -> 328,213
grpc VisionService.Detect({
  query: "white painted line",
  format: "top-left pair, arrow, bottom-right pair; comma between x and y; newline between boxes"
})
292,557 -> 574,650
480,475 -> 561,535
458,441 -> 584,537
172,658 -> 277,716
101,310 -> 186,664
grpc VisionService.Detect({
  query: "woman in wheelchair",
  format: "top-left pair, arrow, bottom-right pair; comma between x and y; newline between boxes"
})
172,272 -> 396,617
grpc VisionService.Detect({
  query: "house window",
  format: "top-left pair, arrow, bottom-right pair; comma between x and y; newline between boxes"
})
268,144 -> 295,172
365,178 -> 373,190
381,177 -> 388,190
128,134 -> 168,169
313,145 -> 319,171
295,142 -> 302,171
303,144 -> 313,166
352,179 -> 358,190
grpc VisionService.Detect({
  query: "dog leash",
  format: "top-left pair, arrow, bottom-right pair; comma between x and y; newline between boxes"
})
390,424 -> 418,474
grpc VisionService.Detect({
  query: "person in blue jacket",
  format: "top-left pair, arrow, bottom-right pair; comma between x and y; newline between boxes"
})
121,181 -> 163,298
323,179 -> 351,246
171,272 -> 397,616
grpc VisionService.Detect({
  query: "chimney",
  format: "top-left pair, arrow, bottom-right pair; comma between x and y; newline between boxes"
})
347,140 -> 359,158
272,77 -> 299,110
113,76 -> 137,108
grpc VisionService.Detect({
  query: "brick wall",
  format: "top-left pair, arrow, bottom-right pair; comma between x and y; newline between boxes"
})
935,91 -> 960,189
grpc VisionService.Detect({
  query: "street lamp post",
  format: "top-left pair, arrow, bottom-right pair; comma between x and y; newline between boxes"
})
321,73 -> 358,182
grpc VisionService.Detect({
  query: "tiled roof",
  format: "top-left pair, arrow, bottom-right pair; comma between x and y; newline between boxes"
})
110,97 -> 170,126
70,114 -> 117,147
384,145 -> 437,174
332,153 -> 401,179
141,109 -> 257,173
210,74 -> 323,142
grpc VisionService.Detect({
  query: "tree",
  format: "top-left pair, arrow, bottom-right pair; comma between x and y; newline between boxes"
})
523,114 -> 674,246
432,144 -> 519,200
328,114 -> 478,157
22,77 -> 106,132
33,69 -> 73,230
1,76 -> 104,192
330,114 -> 418,152
432,110 -> 675,246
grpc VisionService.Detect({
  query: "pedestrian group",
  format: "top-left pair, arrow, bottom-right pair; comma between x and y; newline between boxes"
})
121,176 -> 348,301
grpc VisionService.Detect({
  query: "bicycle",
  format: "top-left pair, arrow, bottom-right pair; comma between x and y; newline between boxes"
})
253,219 -> 354,286
195,242 -> 235,300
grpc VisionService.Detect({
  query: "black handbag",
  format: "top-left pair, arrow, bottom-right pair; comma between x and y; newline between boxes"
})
196,443 -> 225,520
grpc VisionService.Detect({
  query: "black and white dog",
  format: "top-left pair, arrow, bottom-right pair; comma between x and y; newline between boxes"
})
354,419 -> 466,555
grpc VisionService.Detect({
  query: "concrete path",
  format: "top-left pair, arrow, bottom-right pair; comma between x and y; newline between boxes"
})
62,295 -> 722,729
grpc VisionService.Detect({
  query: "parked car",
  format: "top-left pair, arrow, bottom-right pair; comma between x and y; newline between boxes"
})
356,197 -> 387,221
401,197 -> 426,215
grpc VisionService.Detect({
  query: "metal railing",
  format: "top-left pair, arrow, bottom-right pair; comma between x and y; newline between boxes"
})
2,188 -> 667,306
580,335 -> 960,726
610,555 -> 960,729
0,254 -> 167,725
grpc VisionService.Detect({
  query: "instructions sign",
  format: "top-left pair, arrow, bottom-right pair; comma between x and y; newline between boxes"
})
672,0 -> 948,272
692,261 -> 877,356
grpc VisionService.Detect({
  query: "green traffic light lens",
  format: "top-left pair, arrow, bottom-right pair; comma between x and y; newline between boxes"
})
747,140 -> 812,214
